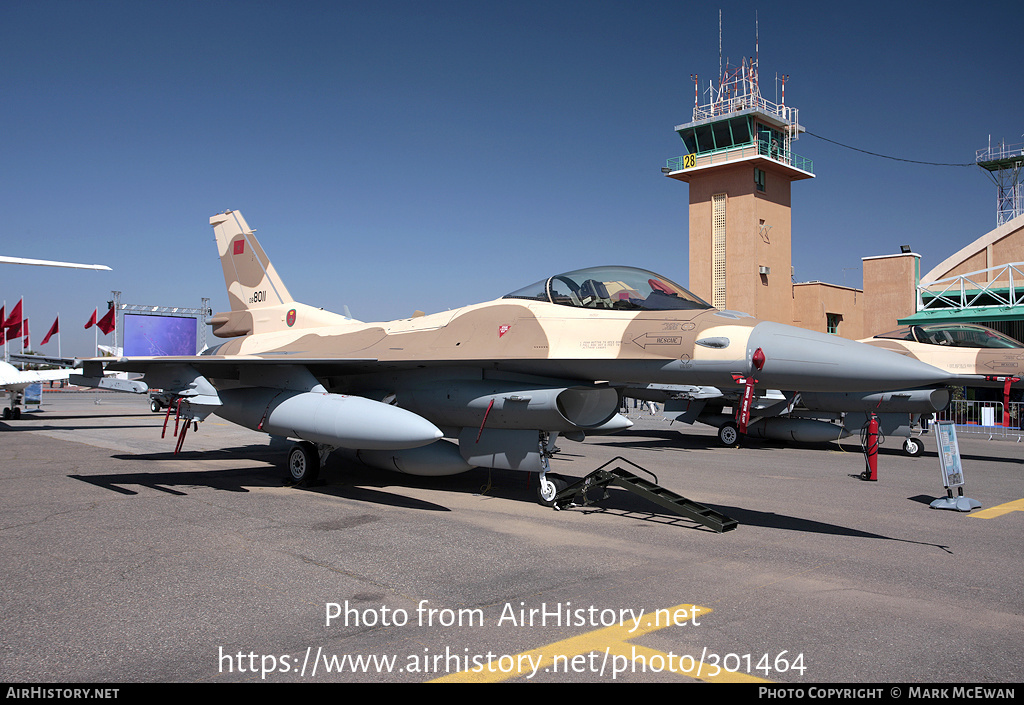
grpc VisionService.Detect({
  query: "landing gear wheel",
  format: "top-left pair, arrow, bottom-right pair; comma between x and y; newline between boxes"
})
2,408 -> 10,420
536,473 -> 567,508
287,441 -> 320,484
150,399 -> 161,413
13,407 -> 20,419
903,437 -> 923,457
718,422 -> 740,447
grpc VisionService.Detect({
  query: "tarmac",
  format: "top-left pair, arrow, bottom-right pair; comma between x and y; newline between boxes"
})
1,390 -> 1022,684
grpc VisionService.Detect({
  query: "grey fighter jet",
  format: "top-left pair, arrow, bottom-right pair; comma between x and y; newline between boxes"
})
637,324 -> 1023,457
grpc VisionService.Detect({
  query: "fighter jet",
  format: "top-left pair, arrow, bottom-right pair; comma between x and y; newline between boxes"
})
861,323 -> 1024,379
88,210 -> 955,504
0,361 -> 73,419
638,323 -> 1022,457
634,382 -> 949,456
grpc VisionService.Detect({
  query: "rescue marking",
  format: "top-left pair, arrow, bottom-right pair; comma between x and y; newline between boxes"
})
632,333 -> 683,349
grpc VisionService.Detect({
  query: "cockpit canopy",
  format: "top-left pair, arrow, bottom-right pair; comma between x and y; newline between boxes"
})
503,265 -> 712,312
874,323 -> 1023,349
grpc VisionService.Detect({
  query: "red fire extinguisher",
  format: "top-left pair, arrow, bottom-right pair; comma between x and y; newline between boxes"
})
861,413 -> 879,481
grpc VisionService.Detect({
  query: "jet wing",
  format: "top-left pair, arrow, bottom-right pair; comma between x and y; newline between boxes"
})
0,365 -> 73,389
103,355 -> 380,376
0,255 -> 111,270
8,353 -> 80,368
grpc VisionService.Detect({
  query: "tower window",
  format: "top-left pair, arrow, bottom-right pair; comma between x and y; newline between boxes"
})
712,193 -> 727,309
826,313 -> 842,335
754,168 -> 766,193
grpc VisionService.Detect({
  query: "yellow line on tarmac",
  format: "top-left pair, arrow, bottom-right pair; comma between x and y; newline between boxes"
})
970,497 -> 1024,519
429,602 -> 770,683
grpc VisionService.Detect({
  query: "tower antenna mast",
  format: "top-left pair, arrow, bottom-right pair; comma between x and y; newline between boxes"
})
718,10 -> 722,85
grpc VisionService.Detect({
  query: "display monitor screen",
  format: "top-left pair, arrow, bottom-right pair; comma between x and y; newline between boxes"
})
122,314 -> 197,356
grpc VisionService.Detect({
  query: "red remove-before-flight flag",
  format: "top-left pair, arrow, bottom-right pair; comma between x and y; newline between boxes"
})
40,316 -> 59,346
4,299 -> 23,338
97,307 -> 116,335
84,309 -> 97,329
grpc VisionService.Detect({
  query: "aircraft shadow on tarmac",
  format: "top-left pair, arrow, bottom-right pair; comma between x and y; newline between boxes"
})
67,444 -> 953,546
28,411 -> 152,419
78,443 -> 705,517
711,504 -> 952,552
69,466 -> 280,496
592,427 -> 852,453
76,446 -> 456,511
533,478 -> 952,545
0,419 -> 158,433
589,427 -> 1023,466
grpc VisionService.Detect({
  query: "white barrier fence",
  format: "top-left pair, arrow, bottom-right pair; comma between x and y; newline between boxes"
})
935,400 -> 1024,440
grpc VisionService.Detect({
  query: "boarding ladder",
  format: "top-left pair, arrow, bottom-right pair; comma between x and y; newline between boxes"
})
551,456 -> 738,533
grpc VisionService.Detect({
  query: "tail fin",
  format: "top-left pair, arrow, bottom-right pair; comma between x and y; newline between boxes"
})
208,210 -> 354,338
212,210 -> 293,311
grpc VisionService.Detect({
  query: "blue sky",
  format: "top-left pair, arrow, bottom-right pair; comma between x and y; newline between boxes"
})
2,0 -> 1021,355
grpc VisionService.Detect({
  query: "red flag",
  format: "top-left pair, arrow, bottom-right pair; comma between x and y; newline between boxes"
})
4,299 -> 23,338
40,316 -> 59,346
97,306 -> 116,335
84,309 -> 97,329
22,318 -> 29,348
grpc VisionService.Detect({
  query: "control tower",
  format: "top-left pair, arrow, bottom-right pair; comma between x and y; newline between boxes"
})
664,50 -> 814,323
977,138 -> 1024,226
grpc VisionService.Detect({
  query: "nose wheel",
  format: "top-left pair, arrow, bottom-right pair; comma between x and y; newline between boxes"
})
536,472 -> 568,507
903,437 -> 924,457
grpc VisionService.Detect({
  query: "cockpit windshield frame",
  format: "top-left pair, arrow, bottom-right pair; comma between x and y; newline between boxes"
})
503,266 -> 712,312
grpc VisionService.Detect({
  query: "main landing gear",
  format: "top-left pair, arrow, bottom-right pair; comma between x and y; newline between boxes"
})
3,391 -> 24,420
286,441 -> 334,485
717,421 -> 740,447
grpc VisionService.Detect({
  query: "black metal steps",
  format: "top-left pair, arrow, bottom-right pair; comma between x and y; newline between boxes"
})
552,456 -> 738,533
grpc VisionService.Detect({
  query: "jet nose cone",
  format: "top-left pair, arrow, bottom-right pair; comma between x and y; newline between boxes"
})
748,322 -> 953,392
